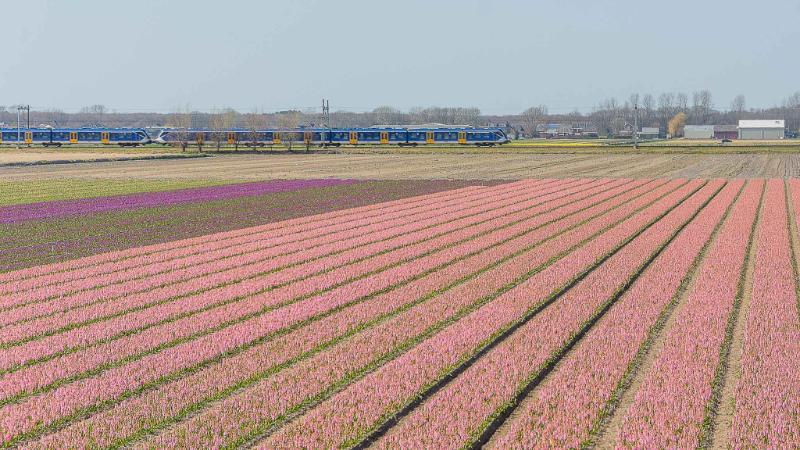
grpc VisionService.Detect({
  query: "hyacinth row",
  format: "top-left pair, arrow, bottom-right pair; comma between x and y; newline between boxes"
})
0,180 -> 489,275
0,179 -> 563,325
487,179 -> 748,449
1,179 -> 648,403
0,179 -> 359,223
730,179 -> 800,447
613,180 -> 762,447
0,180 -> 526,294
0,179 -> 611,370
2,177 -> 797,449
34,179 -> 673,449
260,180 -> 707,448
0,177 -> 655,444
0,179 -> 626,413
0,181 -> 509,292
362,180 -> 722,450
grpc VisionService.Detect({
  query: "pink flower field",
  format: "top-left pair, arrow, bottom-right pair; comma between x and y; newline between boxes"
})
0,178 -> 798,449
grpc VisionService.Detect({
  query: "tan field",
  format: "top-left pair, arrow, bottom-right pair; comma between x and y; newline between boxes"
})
2,151 -> 800,181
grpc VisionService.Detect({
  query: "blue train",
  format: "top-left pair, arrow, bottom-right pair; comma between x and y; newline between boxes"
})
154,127 -> 510,147
0,127 -> 150,146
0,126 -> 509,147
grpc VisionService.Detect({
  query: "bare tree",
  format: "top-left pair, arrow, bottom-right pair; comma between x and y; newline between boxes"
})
641,94 -> 655,126
168,108 -> 192,152
209,110 -> 225,151
521,105 -> 548,138
730,94 -> 746,120
784,92 -> 800,132
277,110 -> 301,150
676,93 -> 689,113
372,106 -> 403,125
222,108 -> 238,150
80,104 -> 107,126
244,111 -> 264,149
691,90 -> 713,124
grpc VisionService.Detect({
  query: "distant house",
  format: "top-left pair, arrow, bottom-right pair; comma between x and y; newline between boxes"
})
738,120 -> 785,140
571,122 -> 599,138
713,125 -> 738,140
536,123 -> 572,138
637,127 -> 660,139
684,125 -> 714,139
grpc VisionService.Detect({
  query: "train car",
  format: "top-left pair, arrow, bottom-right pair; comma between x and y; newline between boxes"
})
0,128 -> 149,146
153,127 -> 509,147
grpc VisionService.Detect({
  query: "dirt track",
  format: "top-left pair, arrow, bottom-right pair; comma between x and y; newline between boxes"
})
2,153 -> 800,180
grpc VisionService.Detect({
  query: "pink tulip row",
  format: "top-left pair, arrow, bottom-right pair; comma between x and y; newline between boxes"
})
0,181 -> 653,441
2,179 -> 666,415
367,180 -> 723,449
0,179 -> 568,328
0,179 -> 615,366
615,180 -> 761,448
258,180 -> 706,448
0,179 -> 619,397
730,179 -> 800,447
0,180 -> 584,341
0,180 -> 550,299
132,178 -> 686,450
0,182 -> 493,286
487,179 -> 750,449
29,179 -> 668,449
0,180 -> 550,305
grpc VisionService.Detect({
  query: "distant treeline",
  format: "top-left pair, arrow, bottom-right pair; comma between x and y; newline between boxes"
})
1,90 -> 799,137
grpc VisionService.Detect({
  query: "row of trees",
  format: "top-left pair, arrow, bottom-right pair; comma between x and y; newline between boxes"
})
166,109 -> 303,151
2,90 -> 799,141
511,91 -> 800,138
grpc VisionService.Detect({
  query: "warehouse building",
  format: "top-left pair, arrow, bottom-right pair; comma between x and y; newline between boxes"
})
714,125 -> 739,140
637,127 -> 660,139
738,120 -> 785,139
684,125 -> 714,139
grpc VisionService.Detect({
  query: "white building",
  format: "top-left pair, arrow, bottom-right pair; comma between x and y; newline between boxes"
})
738,120 -> 785,140
684,125 -> 714,139
637,127 -> 660,139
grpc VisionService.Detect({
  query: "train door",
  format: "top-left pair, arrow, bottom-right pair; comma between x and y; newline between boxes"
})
273,132 -> 281,145
426,131 -> 434,144
24,131 -> 33,144
227,132 -> 236,145
101,131 -> 110,144
380,131 -> 389,144
349,131 -> 358,145
458,131 -> 466,144
70,132 -> 78,144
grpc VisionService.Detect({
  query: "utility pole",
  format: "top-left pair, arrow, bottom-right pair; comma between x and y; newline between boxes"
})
321,99 -> 330,128
16,106 -> 21,149
633,104 -> 639,149
16,105 -> 30,148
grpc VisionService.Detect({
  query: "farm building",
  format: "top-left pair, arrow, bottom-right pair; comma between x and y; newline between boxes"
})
738,120 -> 785,139
684,125 -> 714,139
637,127 -> 660,139
714,125 -> 739,140
536,123 -> 572,138
570,122 -> 600,138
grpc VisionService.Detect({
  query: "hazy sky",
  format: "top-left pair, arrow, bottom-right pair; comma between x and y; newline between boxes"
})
3,0 -> 799,114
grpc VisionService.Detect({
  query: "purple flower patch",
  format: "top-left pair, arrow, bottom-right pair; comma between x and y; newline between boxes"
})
0,179 -> 358,224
